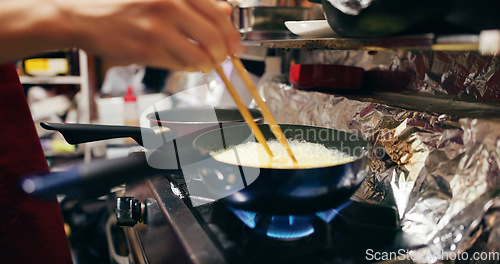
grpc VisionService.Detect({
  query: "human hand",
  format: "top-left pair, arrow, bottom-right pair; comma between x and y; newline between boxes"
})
66,0 -> 242,71
1,0 -> 242,72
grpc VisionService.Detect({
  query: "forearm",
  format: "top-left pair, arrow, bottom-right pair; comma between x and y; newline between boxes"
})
0,0 -> 241,71
0,0 -> 74,64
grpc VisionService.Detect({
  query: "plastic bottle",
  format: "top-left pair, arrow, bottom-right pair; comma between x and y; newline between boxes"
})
123,86 -> 139,127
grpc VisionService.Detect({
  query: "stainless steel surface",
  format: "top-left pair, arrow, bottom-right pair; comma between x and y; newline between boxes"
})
106,216 -> 131,264
123,227 -> 148,264
260,34 -> 489,51
123,177 -> 226,264
259,31 -> 500,55
239,41 -> 268,61
232,7 -> 309,40
121,175 -> 426,263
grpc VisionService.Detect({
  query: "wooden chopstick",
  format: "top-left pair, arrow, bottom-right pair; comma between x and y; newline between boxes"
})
230,56 -> 298,163
214,65 -> 274,158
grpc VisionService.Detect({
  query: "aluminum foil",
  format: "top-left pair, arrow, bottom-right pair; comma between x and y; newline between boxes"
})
260,51 -> 500,262
291,49 -> 500,103
392,51 -> 500,103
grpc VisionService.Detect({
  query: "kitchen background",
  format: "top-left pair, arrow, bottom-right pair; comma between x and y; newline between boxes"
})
15,0 -> 499,263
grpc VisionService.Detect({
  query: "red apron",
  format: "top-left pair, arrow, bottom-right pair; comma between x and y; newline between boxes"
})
0,63 -> 73,263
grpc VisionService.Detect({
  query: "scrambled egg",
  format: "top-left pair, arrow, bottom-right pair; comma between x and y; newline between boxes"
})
210,140 -> 356,169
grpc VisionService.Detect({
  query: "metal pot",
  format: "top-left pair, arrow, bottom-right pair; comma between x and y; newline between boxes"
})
233,6 -> 310,40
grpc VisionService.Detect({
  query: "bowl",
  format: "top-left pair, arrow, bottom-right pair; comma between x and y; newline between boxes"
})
285,20 -> 339,38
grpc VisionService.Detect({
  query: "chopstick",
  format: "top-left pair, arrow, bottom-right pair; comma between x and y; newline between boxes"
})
214,65 -> 274,158
229,56 -> 298,163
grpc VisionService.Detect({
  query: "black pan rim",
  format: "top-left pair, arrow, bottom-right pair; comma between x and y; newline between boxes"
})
193,123 -> 371,170
146,107 -> 263,124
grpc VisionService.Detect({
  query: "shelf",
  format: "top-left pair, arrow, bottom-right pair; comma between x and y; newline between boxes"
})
342,92 -> 500,120
20,49 -> 93,162
20,75 -> 82,85
260,31 -> 500,54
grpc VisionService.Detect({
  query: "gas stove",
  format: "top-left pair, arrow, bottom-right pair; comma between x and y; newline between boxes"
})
118,173 -> 425,264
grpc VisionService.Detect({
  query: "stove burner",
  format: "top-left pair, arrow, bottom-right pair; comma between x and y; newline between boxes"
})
265,215 -> 314,240
315,200 -> 352,223
229,201 -> 352,240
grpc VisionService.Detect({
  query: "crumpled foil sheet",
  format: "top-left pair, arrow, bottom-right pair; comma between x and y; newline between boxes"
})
392,51 -> 500,103
293,50 -> 500,103
261,74 -> 500,263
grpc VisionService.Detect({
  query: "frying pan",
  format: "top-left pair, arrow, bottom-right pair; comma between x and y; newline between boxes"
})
21,107 -> 263,199
34,107 -> 262,147
144,107 -> 263,142
24,119 -> 370,215
192,124 -> 370,215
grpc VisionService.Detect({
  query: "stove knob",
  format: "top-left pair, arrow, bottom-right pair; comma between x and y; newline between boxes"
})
116,197 -> 145,227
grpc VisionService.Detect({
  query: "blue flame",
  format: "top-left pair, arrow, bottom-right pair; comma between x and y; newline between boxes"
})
231,208 -> 257,228
230,208 -> 315,240
315,200 -> 352,223
229,201 -> 352,240
265,215 -> 315,240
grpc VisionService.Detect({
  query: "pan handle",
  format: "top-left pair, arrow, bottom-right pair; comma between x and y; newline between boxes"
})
40,122 -> 154,146
20,154 -> 166,199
